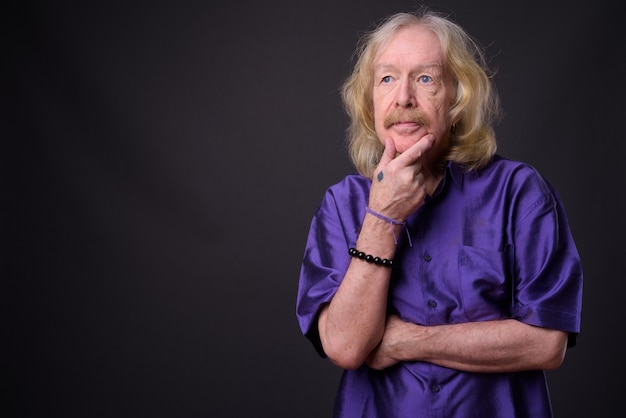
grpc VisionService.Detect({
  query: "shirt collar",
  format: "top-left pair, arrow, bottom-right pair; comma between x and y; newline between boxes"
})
446,161 -> 466,189
431,161 -> 464,199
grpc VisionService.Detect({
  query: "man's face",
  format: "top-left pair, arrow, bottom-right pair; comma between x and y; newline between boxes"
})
372,25 -> 454,160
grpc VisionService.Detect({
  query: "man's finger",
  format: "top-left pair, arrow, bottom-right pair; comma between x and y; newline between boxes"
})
375,138 -> 397,173
395,134 -> 435,166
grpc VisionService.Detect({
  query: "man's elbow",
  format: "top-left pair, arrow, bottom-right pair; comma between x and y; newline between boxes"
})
539,330 -> 568,370
318,309 -> 372,370
323,342 -> 368,370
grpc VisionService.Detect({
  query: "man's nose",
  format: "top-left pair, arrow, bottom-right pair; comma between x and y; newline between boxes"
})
396,79 -> 417,108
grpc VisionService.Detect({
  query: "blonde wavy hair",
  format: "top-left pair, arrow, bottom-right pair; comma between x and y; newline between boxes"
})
341,9 -> 501,178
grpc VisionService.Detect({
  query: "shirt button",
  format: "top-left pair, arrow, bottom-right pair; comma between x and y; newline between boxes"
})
428,300 -> 437,308
423,254 -> 432,262
431,385 -> 441,394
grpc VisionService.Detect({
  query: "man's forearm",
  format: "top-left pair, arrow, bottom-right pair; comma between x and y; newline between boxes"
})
367,316 -> 568,372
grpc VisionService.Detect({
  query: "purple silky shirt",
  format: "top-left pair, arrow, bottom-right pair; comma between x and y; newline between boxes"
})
296,155 -> 583,418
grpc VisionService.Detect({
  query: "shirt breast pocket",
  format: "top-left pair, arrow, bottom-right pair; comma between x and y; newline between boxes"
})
458,245 -> 511,321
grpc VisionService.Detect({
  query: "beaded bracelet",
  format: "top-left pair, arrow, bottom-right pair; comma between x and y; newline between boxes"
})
348,247 -> 394,268
364,207 -> 412,246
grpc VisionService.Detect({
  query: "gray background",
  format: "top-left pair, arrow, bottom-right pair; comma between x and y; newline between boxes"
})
4,0 -> 624,416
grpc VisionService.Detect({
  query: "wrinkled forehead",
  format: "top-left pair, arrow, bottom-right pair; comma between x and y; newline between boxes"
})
372,24 -> 445,70
372,23 -> 443,63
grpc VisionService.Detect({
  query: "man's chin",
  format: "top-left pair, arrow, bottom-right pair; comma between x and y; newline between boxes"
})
394,137 -> 424,153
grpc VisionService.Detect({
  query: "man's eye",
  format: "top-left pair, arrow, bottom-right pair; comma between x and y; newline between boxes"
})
419,75 -> 433,83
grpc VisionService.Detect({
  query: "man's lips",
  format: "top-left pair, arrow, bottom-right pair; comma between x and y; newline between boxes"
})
392,121 -> 422,133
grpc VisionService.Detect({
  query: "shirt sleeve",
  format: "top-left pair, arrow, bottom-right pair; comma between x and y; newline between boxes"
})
508,168 -> 583,347
295,178 -> 366,356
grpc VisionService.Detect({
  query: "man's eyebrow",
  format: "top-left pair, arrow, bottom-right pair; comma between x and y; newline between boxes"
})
374,62 -> 443,73
374,64 -> 395,72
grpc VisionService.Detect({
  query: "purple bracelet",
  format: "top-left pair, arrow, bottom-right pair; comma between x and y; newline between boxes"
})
365,207 -> 412,246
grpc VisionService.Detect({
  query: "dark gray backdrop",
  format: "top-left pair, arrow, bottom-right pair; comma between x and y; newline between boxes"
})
4,0 -> 624,417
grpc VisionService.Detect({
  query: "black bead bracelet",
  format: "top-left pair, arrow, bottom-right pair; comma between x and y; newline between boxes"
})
348,247 -> 394,268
